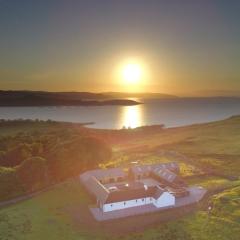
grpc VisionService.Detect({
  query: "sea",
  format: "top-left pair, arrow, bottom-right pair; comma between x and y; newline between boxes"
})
0,98 -> 239,129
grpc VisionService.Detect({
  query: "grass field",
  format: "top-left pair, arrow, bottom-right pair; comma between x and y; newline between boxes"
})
0,121 -> 56,137
0,180 -> 93,240
0,178 -> 239,240
113,116 -> 240,177
0,116 -> 240,239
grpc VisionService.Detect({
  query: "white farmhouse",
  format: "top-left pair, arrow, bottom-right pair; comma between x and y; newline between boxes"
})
80,165 -> 178,213
86,177 -> 175,212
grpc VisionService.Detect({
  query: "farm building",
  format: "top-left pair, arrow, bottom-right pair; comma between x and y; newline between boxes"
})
80,167 -> 126,184
151,166 -> 186,187
128,162 -> 185,187
80,162 -> 185,213
129,162 -> 180,180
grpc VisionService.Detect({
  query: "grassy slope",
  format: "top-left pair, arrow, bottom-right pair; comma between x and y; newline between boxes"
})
116,116 -> 240,176
0,121 -> 62,137
0,179 -> 239,240
0,180 -> 93,240
0,116 -> 240,239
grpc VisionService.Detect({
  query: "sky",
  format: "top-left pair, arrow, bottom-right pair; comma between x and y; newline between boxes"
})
0,0 -> 239,96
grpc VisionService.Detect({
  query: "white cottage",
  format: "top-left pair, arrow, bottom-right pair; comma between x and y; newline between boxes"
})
85,177 -> 175,212
79,164 -> 182,213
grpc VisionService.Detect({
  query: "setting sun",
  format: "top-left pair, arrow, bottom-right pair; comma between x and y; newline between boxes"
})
114,58 -> 149,92
122,62 -> 142,83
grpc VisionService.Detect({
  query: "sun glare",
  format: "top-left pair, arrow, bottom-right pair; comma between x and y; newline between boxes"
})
122,62 -> 142,84
120,105 -> 143,129
114,57 -> 148,91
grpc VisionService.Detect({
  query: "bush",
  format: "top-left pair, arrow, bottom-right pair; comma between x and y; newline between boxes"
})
0,167 -> 24,201
16,157 -> 49,192
3,144 -> 32,167
47,136 -> 112,181
0,126 -> 112,200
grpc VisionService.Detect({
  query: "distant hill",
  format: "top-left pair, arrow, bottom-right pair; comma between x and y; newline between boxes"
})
103,92 -> 178,99
0,90 -> 107,100
0,91 -> 141,106
0,90 -> 178,100
0,90 -> 179,106
191,90 -> 240,97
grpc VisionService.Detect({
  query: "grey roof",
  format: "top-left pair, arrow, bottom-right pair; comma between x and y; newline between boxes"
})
80,167 -> 126,183
86,176 -> 110,203
130,162 -> 179,175
152,167 -> 177,183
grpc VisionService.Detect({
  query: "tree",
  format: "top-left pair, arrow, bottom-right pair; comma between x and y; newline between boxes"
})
46,136 -> 112,181
31,142 -> 44,156
81,136 -> 112,167
16,156 -> 49,192
0,167 -> 24,201
4,144 -> 32,167
0,151 -> 6,166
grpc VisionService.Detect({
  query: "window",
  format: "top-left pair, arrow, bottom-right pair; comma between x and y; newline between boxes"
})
142,198 -> 144,202
136,200 -> 137,202
124,202 -> 126,205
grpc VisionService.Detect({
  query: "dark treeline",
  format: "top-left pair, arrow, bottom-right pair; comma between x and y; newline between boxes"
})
0,90 -> 140,106
0,127 -> 112,201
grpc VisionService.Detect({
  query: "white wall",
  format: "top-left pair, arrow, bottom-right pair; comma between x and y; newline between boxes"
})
153,192 -> 175,208
103,197 -> 154,212
101,192 -> 175,212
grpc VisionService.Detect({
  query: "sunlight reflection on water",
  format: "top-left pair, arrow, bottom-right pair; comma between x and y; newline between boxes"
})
119,104 -> 144,129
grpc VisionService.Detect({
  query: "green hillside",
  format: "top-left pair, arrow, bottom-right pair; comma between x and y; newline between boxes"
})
0,116 -> 240,239
0,179 -> 239,240
113,116 -> 240,177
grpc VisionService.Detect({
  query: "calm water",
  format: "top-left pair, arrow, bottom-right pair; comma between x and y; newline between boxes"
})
0,98 -> 239,129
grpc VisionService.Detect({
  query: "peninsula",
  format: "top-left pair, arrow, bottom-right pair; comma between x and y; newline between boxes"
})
0,91 -> 141,106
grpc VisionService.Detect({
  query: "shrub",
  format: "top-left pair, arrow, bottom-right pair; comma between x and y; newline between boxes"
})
16,157 -> 49,192
0,167 -> 24,201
